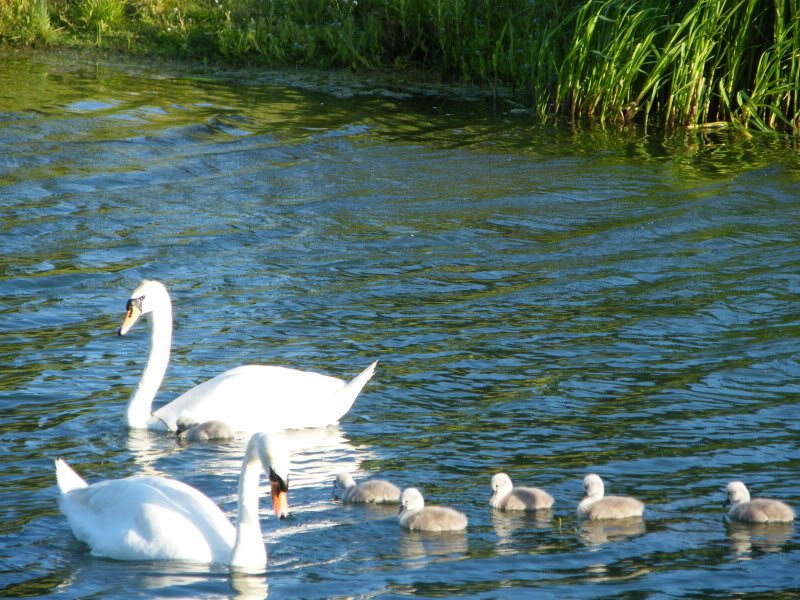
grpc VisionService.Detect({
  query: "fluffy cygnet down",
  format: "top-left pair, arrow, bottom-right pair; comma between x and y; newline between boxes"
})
577,473 -> 644,520
334,473 -> 401,503
398,487 -> 468,532
724,481 -> 795,523
490,472 -> 554,511
176,417 -> 236,442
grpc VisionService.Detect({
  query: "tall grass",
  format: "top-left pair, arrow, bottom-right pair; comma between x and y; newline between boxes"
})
0,0 -> 60,44
2,0 -> 798,133
77,0 -> 127,44
550,0 -> 800,132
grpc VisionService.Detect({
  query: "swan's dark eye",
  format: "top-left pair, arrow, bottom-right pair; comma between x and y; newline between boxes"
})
126,296 -> 144,311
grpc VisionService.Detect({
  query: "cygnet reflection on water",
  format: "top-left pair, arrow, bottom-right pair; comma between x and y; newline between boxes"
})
583,561 -> 652,583
727,520 -> 795,557
491,509 -> 555,556
399,530 -> 469,560
492,508 -> 553,539
580,518 -> 647,547
362,502 -> 402,517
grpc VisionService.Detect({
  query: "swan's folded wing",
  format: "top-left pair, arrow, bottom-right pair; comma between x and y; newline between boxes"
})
59,476 -> 235,562
155,362 -> 376,432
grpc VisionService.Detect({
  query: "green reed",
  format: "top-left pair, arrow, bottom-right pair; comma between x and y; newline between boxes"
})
0,0 -> 60,44
76,0 -> 127,44
2,0 -> 798,133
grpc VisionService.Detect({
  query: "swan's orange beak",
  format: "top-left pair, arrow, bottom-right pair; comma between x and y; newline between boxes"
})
118,298 -> 143,336
271,479 -> 289,520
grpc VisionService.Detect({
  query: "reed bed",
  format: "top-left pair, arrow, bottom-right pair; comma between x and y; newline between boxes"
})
2,0 -> 798,133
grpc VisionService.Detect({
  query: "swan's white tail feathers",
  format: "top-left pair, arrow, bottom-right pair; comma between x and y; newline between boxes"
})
55,458 -> 88,494
346,360 -> 378,393
330,360 -> 378,420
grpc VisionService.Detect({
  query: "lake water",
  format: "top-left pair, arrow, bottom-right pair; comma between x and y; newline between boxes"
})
1,52 -> 799,600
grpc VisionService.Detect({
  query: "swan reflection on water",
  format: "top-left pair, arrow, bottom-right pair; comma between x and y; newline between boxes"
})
64,562 -> 269,600
727,520 -> 795,558
124,424 -> 378,541
269,427 -> 375,493
580,518 -> 646,548
124,427 -> 191,477
125,425 -> 371,487
230,571 -> 269,600
138,566 -> 269,600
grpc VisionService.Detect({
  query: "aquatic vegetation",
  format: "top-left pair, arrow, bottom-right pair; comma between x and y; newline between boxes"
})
2,0 -> 798,133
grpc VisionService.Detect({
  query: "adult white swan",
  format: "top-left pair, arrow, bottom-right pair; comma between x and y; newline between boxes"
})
118,279 -> 378,431
55,432 -> 289,568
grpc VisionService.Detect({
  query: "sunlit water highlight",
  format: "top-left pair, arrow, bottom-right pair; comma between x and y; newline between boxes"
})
1,53 -> 799,599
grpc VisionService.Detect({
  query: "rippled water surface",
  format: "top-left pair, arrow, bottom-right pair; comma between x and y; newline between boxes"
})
1,53 -> 799,600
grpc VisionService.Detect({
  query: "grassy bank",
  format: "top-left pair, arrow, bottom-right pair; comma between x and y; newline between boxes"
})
2,0 -> 799,133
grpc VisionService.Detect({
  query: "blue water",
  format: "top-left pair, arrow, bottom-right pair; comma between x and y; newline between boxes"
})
1,53 -> 799,599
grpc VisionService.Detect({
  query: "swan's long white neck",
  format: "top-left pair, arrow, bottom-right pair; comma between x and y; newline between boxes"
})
126,300 -> 172,429
231,437 -> 269,569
